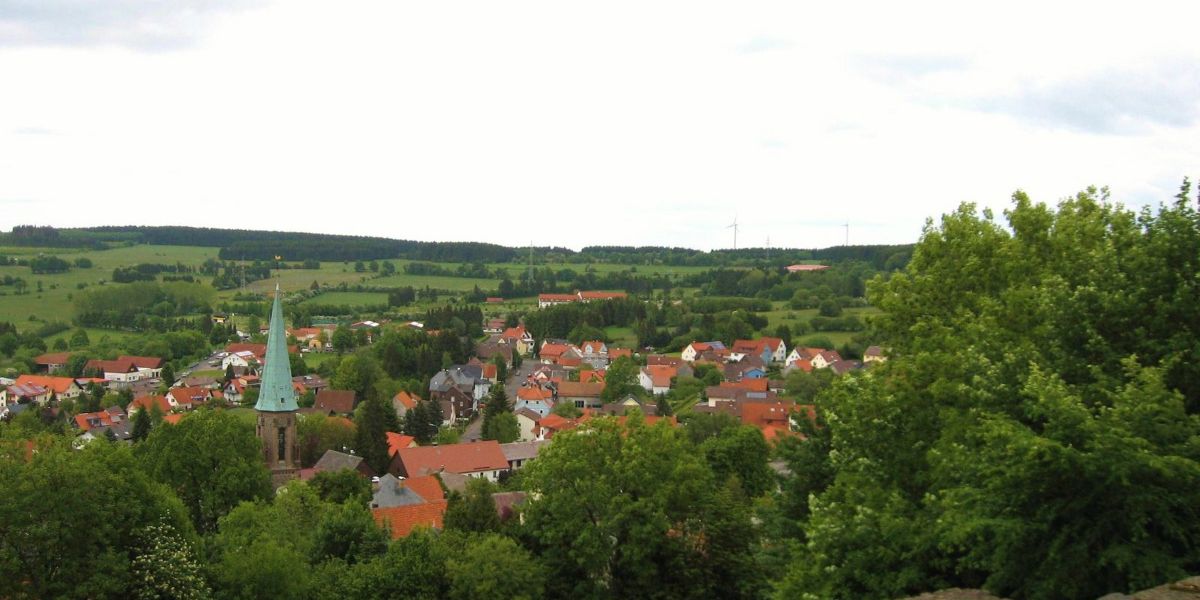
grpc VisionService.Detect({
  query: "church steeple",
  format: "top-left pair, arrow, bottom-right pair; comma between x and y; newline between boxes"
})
256,284 -> 298,412
255,283 -> 299,487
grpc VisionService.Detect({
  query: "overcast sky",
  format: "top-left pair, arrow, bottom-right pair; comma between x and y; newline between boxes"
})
2,1 -> 1198,251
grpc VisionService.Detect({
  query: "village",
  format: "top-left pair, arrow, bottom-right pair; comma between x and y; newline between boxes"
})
2,281 -> 885,540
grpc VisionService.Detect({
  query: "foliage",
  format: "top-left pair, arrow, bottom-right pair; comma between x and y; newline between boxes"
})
0,442 -> 194,599
443,477 -> 502,534
446,534 -> 545,600
129,519 -> 212,600
136,409 -> 272,534
353,396 -> 392,475
309,468 -> 372,504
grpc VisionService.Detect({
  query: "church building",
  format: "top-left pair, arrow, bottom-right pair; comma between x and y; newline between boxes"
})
256,284 -> 300,486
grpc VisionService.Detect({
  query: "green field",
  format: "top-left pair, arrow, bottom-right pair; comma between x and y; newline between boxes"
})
300,292 -> 390,307
370,273 -> 500,292
603,326 -> 638,349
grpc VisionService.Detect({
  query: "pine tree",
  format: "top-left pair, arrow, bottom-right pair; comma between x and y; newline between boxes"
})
353,397 -> 390,474
131,407 -> 152,442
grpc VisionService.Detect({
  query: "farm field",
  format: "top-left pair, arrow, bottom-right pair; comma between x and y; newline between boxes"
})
300,292 -> 389,308
603,326 -> 638,349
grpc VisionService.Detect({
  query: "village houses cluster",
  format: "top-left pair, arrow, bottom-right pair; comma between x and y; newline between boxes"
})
0,286 -> 884,539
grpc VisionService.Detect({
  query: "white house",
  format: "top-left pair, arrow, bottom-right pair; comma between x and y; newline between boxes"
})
681,341 -> 725,363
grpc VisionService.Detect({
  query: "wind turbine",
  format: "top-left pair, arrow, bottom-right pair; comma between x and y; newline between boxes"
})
843,221 -> 850,246
727,217 -> 739,251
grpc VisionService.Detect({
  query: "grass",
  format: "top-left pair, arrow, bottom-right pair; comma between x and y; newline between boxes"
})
303,352 -> 341,370
42,327 -> 140,347
300,292 -> 389,307
369,273 -> 500,292
604,326 -> 638,349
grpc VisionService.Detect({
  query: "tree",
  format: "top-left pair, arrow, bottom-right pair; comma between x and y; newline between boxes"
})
69,327 -> 90,348
599,355 -> 639,403
446,534 -> 545,600
298,413 -> 357,467
310,502 -> 388,565
331,325 -> 354,354
309,469 -> 372,505
136,409 -> 272,534
0,442 -> 194,599
160,362 -> 176,387
353,397 -> 391,475
700,425 -> 774,498
481,386 -> 518,443
129,519 -> 212,600
492,355 -> 508,383
443,477 -> 501,534
131,406 -> 153,442
522,417 -> 765,599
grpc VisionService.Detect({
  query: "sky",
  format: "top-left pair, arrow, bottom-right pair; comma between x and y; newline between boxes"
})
1,1 -> 1198,251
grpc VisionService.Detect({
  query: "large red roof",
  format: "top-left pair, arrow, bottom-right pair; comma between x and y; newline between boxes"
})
396,441 -> 508,477
372,501 -> 447,539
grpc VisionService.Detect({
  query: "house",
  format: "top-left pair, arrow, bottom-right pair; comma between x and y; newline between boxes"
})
475,342 -> 514,367
485,318 -> 507,334
556,381 -> 605,409
128,394 -> 174,415
438,399 -> 457,426
372,500 -> 448,540
608,347 -> 633,362
500,440 -> 548,470
732,340 -> 775,365
481,362 -> 498,384
491,491 -> 528,522
723,355 -> 767,381
579,291 -> 628,302
682,341 -> 726,363
514,407 -> 543,441
638,365 -> 677,396
534,413 -> 582,440
122,356 -> 164,379
646,354 -> 684,367
394,440 -> 509,482
372,474 -> 444,508
499,326 -> 534,355
313,390 -> 356,416
785,264 -> 830,273
786,347 -> 824,367
783,359 -> 813,375
312,449 -> 375,478
578,340 -> 609,368
33,352 -> 73,374
14,375 -> 81,400
430,365 -> 491,403
392,391 -> 420,418
578,369 -> 606,383
293,374 -> 328,394
5,382 -> 50,405
166,386 -> 212,410
222,342 -> 298,371
863,346 -> 886,363
811,350 -> 843,370
537,293 -> 579,309
73,406 -> 129,439
539,342 -> 582,367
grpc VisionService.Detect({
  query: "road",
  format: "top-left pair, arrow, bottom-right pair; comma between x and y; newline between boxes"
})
460,360 -> 535,442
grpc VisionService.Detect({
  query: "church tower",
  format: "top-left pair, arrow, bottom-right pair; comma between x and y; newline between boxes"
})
256,284 -> 300,487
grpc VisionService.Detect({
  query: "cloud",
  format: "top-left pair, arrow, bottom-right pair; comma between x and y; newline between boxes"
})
736,36 -> 792,54
0,0 -> 257,50
856,53 -> 973,83
10,126 -> 57,136
974,62 -> 1200,134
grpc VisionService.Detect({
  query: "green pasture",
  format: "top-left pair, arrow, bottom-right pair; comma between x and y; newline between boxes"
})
300,292 -> 390,308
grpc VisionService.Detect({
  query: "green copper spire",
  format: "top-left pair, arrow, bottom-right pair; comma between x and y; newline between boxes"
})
256,284 -> 298,412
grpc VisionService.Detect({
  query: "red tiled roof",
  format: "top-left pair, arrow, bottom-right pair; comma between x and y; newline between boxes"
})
720,378 -> 769,392
786,264 -> 830,272
482,363 -> 498,380
556,381 -> 604,398
578,369 -> 606,383
579,291 -> 627,300
168,386 -> 211,407
536,414 -> 580,437
84,358 -> 138,374
315,390 -> 356,414
404,475 -> 445,503
609,348 -> 632,360
539,343 -> 572,358
34,352 -> 73,366
580,340 -> 607,354
386,432 -> 417,457
517,386 -> 553,401
740,401 -> 794,430
74,410 -> 115,432
14,375 -> 78,395
120,355 -> 164,369
162,413 -> 184,425
501,326 -> 527,339
642,365 -> 677,388
396,441 -> 508,477
373,501 -> 447,539
646,354 -> 682,367
130,395 -> 172,414
538,293 -> 578,303
393,391 -> 420,410
788,359 -> 813,373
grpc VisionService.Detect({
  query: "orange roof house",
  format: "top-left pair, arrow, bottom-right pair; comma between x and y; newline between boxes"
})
372,501 -> 448,539
14,375 -> 81,397
394,441 -> 509,478
129,394 -> 173,415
